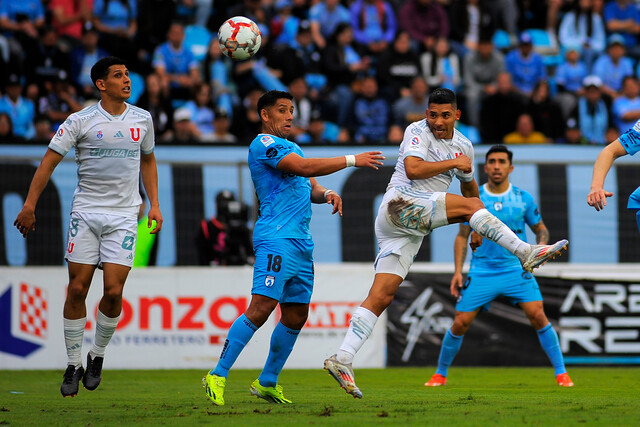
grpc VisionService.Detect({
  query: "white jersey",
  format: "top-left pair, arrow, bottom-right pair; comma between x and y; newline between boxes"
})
387,119 -> 475,192
49,102 -> 155,216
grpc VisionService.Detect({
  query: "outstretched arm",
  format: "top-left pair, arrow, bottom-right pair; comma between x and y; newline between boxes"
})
14,148 -> 64,237
141,152 -> 163,234
277,151 -> 384,177
587,140 -> 628,211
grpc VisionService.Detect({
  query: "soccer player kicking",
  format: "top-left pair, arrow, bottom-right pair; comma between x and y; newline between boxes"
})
424,145 -> 573,388
14,57 -> 163,397
324,88 -> 568,398
202,90 -> 384,406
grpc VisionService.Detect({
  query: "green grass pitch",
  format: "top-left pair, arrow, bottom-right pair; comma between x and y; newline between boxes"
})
1,367 -> 639,426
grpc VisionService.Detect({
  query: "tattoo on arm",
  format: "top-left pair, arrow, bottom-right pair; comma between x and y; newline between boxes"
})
531,222 -> 549,245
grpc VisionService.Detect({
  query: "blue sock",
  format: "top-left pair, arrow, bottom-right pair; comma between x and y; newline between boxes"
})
211,314 -> 258,377
258,322 -> 300,387
435,330 -> 464,377
537,323 -> 566,376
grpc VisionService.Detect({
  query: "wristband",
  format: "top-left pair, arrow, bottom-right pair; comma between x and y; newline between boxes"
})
323,189 -> 334,201
345,154 -> 356,167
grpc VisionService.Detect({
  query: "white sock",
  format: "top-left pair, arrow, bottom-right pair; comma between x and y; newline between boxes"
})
337,307 -> 378,364
90,310 -> 120,358
63,317 -> 86,367
469,208 -> 529,258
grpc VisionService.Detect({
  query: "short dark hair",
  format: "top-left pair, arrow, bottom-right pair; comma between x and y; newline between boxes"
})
90,56 -> 127,88
428,88 -> 457,109
256,90 -> 293,118
485,144 -> 513,163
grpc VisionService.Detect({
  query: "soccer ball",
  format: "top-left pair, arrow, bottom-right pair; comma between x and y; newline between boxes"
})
218,16 -> 262,61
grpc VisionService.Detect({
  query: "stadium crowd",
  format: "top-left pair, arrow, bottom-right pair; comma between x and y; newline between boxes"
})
2,0 -> 640,146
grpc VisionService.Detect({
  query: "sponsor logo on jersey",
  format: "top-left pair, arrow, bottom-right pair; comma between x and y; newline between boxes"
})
56,128 -> 64,137
114,130 -> 125,139
410,137 -> 419,146
97,131 -> 103,139
89,148 -> 139,158
265,275 -> 275,287
266,147 -> 278,158
130,128 -> 140,141
260,135 -> 275,147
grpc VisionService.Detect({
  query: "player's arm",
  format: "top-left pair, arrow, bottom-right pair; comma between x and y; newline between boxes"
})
460,178 -> 479,198
404,154 -> 472,180
529,221 -> 549,245
451,224 -> 472,298
587,139 -> 627,211
140,152 -> 163,234
14,148 -> 64,237
276,151 -> 384,177
309,177 -> 342,216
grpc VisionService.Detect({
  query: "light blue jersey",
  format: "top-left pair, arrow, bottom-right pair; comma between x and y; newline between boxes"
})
248,134 -> 312,242
618,124 -> 640,221
470,183 -> 542,272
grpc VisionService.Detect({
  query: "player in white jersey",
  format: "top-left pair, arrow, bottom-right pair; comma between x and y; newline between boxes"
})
324,88 -> 569,399
14,57 -> 163,397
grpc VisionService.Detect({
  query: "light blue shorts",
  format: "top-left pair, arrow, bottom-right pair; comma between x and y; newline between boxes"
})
252,238 -> 315,304
455,268 -> 542,312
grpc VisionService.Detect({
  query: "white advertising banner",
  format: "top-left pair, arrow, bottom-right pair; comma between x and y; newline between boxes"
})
0,265 -> 385,370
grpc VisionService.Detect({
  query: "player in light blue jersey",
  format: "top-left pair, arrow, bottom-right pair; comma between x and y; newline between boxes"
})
588,119 -> 640,229
424,145 -> 573,388
202,90 -> 384,406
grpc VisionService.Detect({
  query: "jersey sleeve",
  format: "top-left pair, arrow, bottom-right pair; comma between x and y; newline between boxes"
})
523,191 -> 542,227
251,135 -> 297,169
400,124 -> 429,161
48,115 -> 81,156
618,122 -> 640,156
141,115 -> 155,154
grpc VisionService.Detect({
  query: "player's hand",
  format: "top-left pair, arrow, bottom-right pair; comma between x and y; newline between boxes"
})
355,151 -> 385,169
14,207 -> 36,238
450,272 -> 463,298
587,187 -> 613,211
455,155 -> 472,174
325,191 -> 343,216
470,231 -> 482,252
147,206 -> 163,234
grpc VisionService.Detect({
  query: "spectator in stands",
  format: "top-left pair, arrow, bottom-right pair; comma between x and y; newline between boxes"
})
349,0 -> 397,56
0,74 -> 35,140
231,87 -> 264,144
136,72 -> 174,141
152,21 -> 201,102
505,31 -> 547,96
420,36 -> 461,92
175,0 -> 212,28
592,33 -> 633,100
517,0 -> 563,39
71,23 -> 110,100
463,36 -> 505,127
503,113 -> 548,144
308,0 -> 351,49
202,38 -> 237,116
24,25 -> 71,89
448,0 -> 497,59
0,0 -> 45,62
301,109 -> 348,144
270,0 -> 300,48
486,0 -> 518,38
558,0 -> 606,71
166,107 -> 201,144
322,23 -> 371,126
181,83 -> 216,140
202,106 -> 237,143
560,117 -> 589,144
398,0 -> 449,52
288,77 -> 313,142
377,31 -> 422,102
347,75 -> 390,144
92,0 -> 138,67
38,71 -> 83,131
480,71 -> 527,143
137,0 -> 175,72
388,76 -> 429,143
526,80 -> 565,143
49,0 -> 93,50
554,46 -> 588,120
31,114 -> 54,144
603,0 -> 640,59
612,75 -> 640,133
574,75 -> 611,145
0,112 -> 17,143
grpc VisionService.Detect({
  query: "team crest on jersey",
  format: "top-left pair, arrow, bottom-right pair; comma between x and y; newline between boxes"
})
411,126 -> 422,136
97,131 -> 103,139
261,135 -> 275,147
493,201 -> 503,211
130,128 -> 140,141
265,275 -> 275,287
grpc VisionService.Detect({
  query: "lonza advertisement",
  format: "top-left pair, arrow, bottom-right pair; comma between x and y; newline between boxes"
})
0,265 -> 385,370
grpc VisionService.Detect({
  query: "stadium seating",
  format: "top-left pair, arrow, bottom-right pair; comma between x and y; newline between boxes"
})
184,25 -> 212,62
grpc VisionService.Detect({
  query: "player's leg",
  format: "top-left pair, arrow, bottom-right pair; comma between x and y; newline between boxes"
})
444,193 -> 567,272
520,301 -> 573,387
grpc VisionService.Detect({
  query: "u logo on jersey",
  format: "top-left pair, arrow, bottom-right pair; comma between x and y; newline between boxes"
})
494,201 -> 503,211
130,128 -> 140,141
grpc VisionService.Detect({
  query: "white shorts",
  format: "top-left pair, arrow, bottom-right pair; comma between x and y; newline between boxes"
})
65,211 -> 138,267
374,187 -> 449,277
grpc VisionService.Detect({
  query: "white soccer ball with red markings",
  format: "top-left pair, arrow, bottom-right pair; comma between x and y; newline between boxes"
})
218,16 -> 262,61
